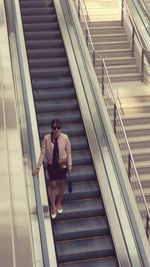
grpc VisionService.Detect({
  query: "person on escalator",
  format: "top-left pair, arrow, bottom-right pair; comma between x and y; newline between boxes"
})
32,119 -> 72,219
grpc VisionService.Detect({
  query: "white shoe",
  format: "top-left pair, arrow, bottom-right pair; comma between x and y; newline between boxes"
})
51,213 -> 57,219
58,208 -> 63,214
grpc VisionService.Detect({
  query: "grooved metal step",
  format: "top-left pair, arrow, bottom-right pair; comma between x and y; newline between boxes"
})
56,236 -> 114,263
53,216 -> 109,241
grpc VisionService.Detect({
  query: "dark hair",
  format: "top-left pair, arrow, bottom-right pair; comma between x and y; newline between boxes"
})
51,119 -> 62,128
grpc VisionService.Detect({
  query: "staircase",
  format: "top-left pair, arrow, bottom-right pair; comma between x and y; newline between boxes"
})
19,0 -> 119,266
78,0 -> 150,226
117,94 -> 150,220
87,20 -> 141,82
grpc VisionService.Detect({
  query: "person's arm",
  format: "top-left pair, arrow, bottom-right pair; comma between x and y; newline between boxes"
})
66,136 -> 72,174
32,137 -> 47,176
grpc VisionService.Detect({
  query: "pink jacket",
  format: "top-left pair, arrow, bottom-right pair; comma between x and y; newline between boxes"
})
37,133 -> 72,169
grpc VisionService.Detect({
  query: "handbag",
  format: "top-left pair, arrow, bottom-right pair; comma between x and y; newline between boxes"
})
59,158 -> 68,169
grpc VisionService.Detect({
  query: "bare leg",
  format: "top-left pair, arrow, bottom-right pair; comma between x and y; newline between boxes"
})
49,180 -> 57,215
57,179 -> 65,210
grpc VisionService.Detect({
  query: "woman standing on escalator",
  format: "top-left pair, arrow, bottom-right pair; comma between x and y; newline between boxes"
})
32,119 -> 72,219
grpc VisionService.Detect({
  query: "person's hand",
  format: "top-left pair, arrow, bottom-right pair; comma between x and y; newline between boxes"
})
67,166 -> 72,176
32,167 -> 40,176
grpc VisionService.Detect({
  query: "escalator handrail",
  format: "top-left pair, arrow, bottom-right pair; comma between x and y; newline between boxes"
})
8,0 -> 57,266
63,0 -> 150,265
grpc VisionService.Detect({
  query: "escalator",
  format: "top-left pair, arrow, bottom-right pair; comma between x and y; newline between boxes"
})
19,0 -> 119,266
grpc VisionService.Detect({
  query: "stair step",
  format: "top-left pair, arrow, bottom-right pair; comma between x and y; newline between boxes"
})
22,14 -> 57,23
53,216 -> 109,241
131,174 -> 150,189
59,256 -> 118,267
122,113 -> 150,125
123,124 -> 150,137
91,33 -> 127,42
104,57 -> 135,66
119,136 -> 150,149
87,26 -> 125,34
63,180 -> 100,201
98,73 -> 141,82
56,235 -> 114,263
91,48 -> 132,58
26,39 -> 64,49
93,40 -> 130,49
23,22 -> 59,31
119,95 -> 150,104
88,20 -> 121,27
122,148 -> 150,162
29,57 -> 68,68
125,161 -> 150,175
96,64 -> 138,75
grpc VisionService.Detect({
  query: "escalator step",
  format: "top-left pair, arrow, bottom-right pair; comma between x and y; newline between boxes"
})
23,22 -> 59,31
22,14 -> 57,23
21,7 -> 55,15
26,39 -> 64,49
55,198 -> 104,221
63,180 -> 100,201
27,48 -> 66,58
37,110 -> 81,125
20,0 -> 53,8
59,256 -> 118,267
25,31 -> 61,40
56,236 -> 114,263
29,57 -> 68,68
30,67 -> 70,78
34,88 -> 75,101
72,150 -> 92,165
35,99 -> 78,112
32,77 -> 73,89
53,216 -> 109,241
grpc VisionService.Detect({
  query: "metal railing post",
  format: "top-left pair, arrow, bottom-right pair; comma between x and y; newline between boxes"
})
121,0 -> 124,26
146,214 -> 150,240
102,60 -> 104,96
141,48 -> 144,82
128,153 -> 131,181
86,28 -> 88,46
78,0 -> 80,20
131,27 -> 135,57
114,103 -> 117,134
93,51 -> 95,68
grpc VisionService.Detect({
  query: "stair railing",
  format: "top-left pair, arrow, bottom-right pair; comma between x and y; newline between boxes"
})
121,0 -> 150,83
74,0 -> 150,241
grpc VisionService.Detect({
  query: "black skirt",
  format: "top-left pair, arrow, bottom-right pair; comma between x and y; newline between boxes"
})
47,164 -> 67,181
